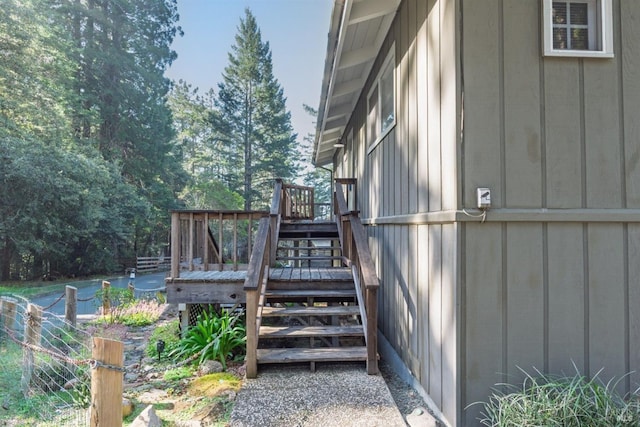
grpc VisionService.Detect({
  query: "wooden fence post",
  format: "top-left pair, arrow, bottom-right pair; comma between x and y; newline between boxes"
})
65,286 -> 77,327
90,337 -> 123,427
0,298 -> 17,344
102,281 -> 111,316
21,303 -> 42,397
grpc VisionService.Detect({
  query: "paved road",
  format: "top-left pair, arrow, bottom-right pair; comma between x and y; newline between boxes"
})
31,272 -> 167,316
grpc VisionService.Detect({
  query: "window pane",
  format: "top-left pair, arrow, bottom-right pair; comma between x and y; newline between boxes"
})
553,2 -> 567,24
553,27 -> 568,49
368,86 -> 378,143
569,3 -> 588,25
571,28 -> 589,49
380,62 -> 394,134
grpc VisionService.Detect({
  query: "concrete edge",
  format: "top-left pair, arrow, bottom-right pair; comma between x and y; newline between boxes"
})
378,331 -> 452,427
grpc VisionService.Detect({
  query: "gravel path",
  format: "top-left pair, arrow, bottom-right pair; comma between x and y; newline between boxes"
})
379,360 -> 443,426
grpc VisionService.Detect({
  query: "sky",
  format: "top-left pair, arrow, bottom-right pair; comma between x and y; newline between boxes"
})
164,0 -> 333,144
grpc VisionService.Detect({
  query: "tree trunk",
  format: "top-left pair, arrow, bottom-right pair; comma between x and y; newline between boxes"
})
244,82 -> 253,211
1,237 -> 14,281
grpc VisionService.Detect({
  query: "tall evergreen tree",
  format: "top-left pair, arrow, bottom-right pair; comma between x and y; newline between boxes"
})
168,80 -> 243,209
65,0 -> 187,257
215,8 -> 299,210
0,0 -> 188,279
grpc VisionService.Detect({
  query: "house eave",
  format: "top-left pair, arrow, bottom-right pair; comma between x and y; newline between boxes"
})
313,0 -> 400,167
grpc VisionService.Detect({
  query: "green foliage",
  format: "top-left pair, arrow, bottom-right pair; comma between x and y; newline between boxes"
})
170,307 -> 246,369
94,287 -> 135,324
0,0 -> 186,281
214,8 -> 300,210
117,299 -> 165,327
146,319 -> 181,360
477,367 -> 640,427
164,366 -> 195,382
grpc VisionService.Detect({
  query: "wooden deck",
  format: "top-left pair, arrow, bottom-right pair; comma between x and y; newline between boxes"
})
165,267 -> 353,304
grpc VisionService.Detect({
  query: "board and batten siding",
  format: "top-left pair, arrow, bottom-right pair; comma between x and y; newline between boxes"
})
461,0 -> 640,425
331,0 -> 640,425
332,0 -> 460,424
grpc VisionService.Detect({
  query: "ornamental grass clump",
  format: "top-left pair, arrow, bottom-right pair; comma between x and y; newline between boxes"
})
478,366 -> 640,427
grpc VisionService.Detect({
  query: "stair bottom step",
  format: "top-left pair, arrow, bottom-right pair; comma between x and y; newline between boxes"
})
257,347 -> 368,364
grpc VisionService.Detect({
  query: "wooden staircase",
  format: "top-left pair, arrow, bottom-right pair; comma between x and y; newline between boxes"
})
255,221 -> 368,370
244,179 -> 378,377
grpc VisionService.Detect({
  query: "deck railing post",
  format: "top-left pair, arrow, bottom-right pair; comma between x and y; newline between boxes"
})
171,213 -> 180,278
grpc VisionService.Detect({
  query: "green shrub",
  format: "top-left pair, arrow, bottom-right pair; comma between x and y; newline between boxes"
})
477,366 -> 640,427
94,287 -> 134,323
170,307 -> 246,369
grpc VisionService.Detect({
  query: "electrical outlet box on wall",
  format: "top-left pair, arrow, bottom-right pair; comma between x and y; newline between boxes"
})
477,188 -> 491,209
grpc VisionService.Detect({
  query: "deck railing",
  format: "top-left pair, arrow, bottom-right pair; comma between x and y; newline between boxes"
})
334,178 -> 379,375
169,210 -> 268,279
281,182 -> 315,220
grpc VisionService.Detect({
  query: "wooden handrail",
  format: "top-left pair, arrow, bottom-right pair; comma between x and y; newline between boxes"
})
334,179 -> 379,374
243,217 -> 270,292
244,216 -> 271,379
245,179 -> 285,378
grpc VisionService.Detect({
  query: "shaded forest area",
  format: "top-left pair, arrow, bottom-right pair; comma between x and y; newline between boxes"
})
0,1 -> 325,281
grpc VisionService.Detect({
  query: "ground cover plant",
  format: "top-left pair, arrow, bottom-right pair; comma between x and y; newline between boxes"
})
477,366 -> 640,426
146,318 -> 181,360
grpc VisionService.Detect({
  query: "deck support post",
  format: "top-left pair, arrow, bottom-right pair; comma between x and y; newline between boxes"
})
180,304 -> 190,338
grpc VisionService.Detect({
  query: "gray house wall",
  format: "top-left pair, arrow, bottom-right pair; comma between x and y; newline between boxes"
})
330,0 -> 640,426
461,0 -> 640,424
333,0 -> 460,424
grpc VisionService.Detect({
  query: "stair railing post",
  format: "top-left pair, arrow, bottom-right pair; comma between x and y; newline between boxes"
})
245,287 -> 258,378
366,286 -> 378,375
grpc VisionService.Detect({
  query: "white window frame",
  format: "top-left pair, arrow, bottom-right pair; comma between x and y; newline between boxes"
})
543,0 -> 614,58
367,46 -> 396,154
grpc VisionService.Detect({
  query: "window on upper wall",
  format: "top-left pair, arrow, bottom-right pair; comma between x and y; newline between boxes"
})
543,0 -> 614,58
367,47 -> 396,153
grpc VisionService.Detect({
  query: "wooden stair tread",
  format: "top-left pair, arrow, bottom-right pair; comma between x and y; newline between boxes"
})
262,305 -> 360,317
277,246 -> 341,250
278,237 -> 339,242
259,325 -> 364,337
264,289 -> 356,298
276,255 -> 344,261
268,267 -> 353,282
257,347 -> 368,363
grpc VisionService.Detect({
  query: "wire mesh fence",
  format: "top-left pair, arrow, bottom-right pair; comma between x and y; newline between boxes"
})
0,295 -> 92,426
